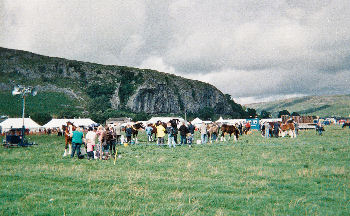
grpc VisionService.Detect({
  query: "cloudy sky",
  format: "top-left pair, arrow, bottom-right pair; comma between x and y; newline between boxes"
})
1,0 -> 350,104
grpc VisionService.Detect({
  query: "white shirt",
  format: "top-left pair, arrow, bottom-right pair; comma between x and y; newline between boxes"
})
85,131 -> 97,147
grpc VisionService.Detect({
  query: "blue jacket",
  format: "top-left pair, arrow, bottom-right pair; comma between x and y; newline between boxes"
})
145,126 -> 153,135
125,127 -> 132,137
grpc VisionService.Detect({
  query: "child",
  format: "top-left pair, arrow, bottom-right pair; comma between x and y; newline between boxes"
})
186,133 -> 193,147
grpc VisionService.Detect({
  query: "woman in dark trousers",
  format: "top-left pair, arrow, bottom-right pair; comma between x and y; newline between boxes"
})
125,125 -> 133,143
179,122 -> 188,145
106,127 -> 116,155
187,122 -> 195,145
70,127 -> 84,158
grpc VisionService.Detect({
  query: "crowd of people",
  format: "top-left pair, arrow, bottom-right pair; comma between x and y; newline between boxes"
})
260,120 -> 299,138
65,118 -> 329,159
67,121 -> 201,160
147,121 -> 196,148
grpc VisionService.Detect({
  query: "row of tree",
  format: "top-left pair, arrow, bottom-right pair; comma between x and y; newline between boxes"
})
250,109 -> 301,119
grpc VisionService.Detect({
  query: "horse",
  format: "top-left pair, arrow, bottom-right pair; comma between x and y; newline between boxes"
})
169,119 -> 179,128
342,122 -> 350,128
148,124 -> 157,141
280,122 -> 296,138
220,124 -> 239,142
62,121 -> 76,156
169,119 -> 179,143
207,123 -> 219,143
149,121 -> 168,141
131,122 -> 144,143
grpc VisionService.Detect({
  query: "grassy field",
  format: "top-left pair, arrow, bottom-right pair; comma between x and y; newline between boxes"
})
0,126 -> 349,215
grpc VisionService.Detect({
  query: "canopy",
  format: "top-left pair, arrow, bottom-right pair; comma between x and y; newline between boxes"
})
148,117 -> 185,124
191,117 -> 202,125
259,118 -> 282,124
216,116 -> 224,123
43,118 -> 96,128
0,118 -> 42,132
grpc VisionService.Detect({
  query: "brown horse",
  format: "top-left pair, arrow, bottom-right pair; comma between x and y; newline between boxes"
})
62,121 -> 76,156
131,122 -> 145,143
148,122 -> 167,141
148,124 -> 158,141
280,122 -> 296,138
342,122 -> 350,128
220,124 -> 239,141
207,123 -> 219,143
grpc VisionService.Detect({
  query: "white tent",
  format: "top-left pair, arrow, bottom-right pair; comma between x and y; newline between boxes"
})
203,120 -> 212,124
191,117 -> 202,125
260,118 -> 282,124
43,118 -> 96,129
147,117 -> 185,124
0,118 -> 42,132
216,116 -> 224,123
214,118 -> 247,125
72,119 -> 96,127
226,119 -> 247,125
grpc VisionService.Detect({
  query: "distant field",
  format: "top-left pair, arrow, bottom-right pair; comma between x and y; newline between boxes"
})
1,127 -> 349,215
246,94 -> 350,117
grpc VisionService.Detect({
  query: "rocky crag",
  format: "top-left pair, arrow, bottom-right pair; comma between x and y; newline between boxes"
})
0,47 -> 241,118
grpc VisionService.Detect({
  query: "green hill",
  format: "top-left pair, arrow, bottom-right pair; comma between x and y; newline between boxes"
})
246,95 -> 350,118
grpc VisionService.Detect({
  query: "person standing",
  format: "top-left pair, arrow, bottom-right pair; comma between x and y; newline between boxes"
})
264,122 -> 271,138
125,124 -> 133,143
316,122 -> 323,135
173,126 -> 178,144
107,127 -> 116,155
273,122 -> 280,138
156,122 -> 166,146
85,127 -> 96,160
101,127 -> 111,159
95,125 -> 104,159
245,122 -> 251,133
187,122 -> 195,145
238,123 -> 243,135
70,127 -> 84,158
200,123 -> 207,144
166,122 -> 176,148
294,122 -> 299,136
179,122 -> 188,145
114,123 -> 122,145
145,124 -> 153,142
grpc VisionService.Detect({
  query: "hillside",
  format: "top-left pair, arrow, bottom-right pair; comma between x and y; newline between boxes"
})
246,95 -> 350,117
0,47 -> 246,122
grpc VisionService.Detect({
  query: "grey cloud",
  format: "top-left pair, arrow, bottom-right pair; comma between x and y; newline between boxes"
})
1,0 -> 350,103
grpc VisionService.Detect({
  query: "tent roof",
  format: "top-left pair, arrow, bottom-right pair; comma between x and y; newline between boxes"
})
260,118 -> 282,124
0,118 -> 42,130
148,117 -> 185,123
191,117 -> 202,124
216,116 -> 224,122
43,118 -> 96,128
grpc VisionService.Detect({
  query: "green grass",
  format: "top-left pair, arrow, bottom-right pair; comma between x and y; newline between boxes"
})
0,126 -> 349,215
